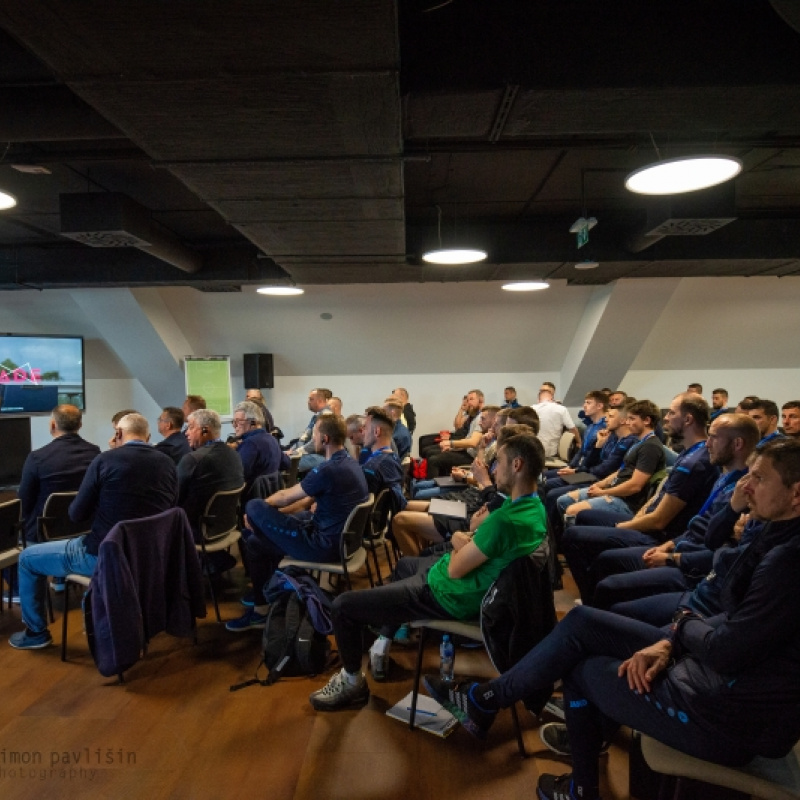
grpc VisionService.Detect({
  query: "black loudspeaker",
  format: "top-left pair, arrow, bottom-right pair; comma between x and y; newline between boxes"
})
243,353 -> 274,389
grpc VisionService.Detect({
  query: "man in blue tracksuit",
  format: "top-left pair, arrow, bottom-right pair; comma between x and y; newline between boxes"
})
425,438 -> 800,800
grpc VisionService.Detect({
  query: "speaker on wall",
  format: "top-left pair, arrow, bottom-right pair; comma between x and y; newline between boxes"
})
243,353 -> 274,389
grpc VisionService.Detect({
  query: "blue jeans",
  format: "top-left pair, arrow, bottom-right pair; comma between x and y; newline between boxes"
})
484,606 -> 758,792
557,487 -> 634,516
18,536 -> 97,633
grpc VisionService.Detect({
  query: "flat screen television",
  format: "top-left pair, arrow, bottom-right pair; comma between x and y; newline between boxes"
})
0,334 -> 85,414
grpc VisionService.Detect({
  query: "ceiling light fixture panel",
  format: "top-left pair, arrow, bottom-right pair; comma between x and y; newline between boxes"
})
625,155 -> 742,195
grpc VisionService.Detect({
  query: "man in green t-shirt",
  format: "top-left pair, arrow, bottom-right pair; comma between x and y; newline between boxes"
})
310,433 -> 547,712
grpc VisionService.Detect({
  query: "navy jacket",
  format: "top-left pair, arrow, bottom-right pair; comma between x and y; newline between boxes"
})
237,427 -> 288,485
70,442 -> 178,555
85,508 -> 206,677
18,433 -> 101,543
673,517 -> 800,758
155,431 -> 191,465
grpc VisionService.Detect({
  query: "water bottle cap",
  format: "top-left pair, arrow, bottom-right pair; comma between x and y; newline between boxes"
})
442,635 -> 449,642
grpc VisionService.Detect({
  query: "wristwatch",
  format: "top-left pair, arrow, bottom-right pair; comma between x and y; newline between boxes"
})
665,554 -> 677,567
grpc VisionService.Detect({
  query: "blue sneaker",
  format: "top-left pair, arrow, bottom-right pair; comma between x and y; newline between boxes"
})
225,609 -> 267,633
393,623 -> 411,647
240,590 -> 255,608
9,628 -> 53,650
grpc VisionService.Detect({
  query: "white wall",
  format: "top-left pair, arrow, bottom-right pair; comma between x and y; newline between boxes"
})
621,369 -> 800,409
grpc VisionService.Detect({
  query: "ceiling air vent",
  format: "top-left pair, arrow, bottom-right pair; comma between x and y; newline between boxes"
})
60,192 -> 200,273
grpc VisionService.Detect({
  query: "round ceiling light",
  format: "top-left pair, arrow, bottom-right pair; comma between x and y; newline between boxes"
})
422,248 -> 487,265
256,286 -> 304,296
0,189 -> 17,210
625,155 -> 742,195
575,260 -> 599,270
501,281 -> 550,292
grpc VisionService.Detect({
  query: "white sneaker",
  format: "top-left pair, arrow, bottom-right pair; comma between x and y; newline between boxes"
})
309,669 -> 369,711
369,636 -> 391,682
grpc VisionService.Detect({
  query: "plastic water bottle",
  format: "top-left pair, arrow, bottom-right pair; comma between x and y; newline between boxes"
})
439,634 -> 455,683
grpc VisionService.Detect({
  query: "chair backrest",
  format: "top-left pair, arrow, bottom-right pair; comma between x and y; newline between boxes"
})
341,495 -> 375,560
557,431 -> 574,462
368,489 -> 395,540
0,498 -> 22,551
38,491 -> 90,541
480,543 -> 557,713
247,472 -> 283,502
199,485 -> 245,544
285,454 -> 301,487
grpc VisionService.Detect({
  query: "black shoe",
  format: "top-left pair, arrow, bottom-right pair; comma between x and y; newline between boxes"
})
422,675 -> 496,740
537,773 -> 579,800
543,695 -> 565,720
540,723 -> 611,758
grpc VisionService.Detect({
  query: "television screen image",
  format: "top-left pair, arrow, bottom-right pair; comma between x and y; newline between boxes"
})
0,334 -> 85,414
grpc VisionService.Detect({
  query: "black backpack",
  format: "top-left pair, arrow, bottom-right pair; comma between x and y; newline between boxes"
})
262,590 -> 331,684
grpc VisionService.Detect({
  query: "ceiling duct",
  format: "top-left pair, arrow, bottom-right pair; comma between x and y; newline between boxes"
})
626,183 -> 737,253
60,193 -> 201,274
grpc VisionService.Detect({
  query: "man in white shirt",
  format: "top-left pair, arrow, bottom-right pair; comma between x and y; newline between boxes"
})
533,384 -> 581,458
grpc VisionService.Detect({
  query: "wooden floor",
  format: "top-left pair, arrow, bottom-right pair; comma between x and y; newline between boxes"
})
0,557 -> 631,800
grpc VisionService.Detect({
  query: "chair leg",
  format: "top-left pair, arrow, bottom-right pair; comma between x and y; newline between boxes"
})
204,561 -> 222,623
46,589 -> 55,624
409,627 -> 427,731
61,582 -> 70,662
509,702 -> 528,758
369,544 -> 384,586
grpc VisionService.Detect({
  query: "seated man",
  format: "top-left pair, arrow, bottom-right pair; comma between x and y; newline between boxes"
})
742,397 -> 783,445
558,400 -> 664,520
541,391 -> 608,490
544,404 -> 638,542
391,386 -> 416,434
392,423 -> 533,556
308,433 -> 547,710
10,413 -> 177,650
424,437 -> 800,800
383,397 -> 412,460
533,384 -> 581,458
412,406 -> 499,500
591,413 -> 758,610
155,406 -> 191,465
564,394 -> 719,603
423,390 -> 486,477
360,406 -> 406,510
229,400 -> 287,489
178,409 -> 245,539
345,413 -> 369,463
782,400 -> 800,439
226,414 -> 368,632
245,388 -> 275,432
710,387 -> 732,421
18,404 -> 100,544
287,387 -> 333,472
181,395 -> 206,426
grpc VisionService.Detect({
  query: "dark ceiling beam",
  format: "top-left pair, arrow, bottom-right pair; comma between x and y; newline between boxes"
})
0,86 -> 127,140
0,245 -> 288,290
407,217 -> 800,264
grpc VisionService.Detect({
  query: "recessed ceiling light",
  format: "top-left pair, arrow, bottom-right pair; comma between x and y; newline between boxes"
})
575,260 -> 599,270
11,164 -> 51,175
422,248 -> 488,265
625,155 -> 742,195
0,189 -> 17,210
256,286 -> 304,296
501,281 -> 549,292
